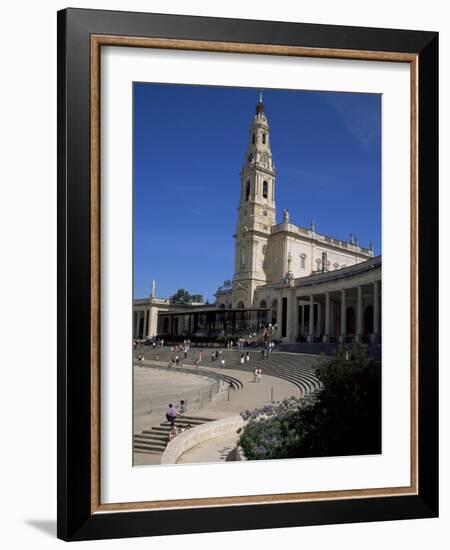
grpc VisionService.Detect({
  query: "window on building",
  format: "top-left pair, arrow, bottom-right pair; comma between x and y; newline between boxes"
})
263,181 -> 268,198
246,181 -> 250,201
262,133 -> 266,144
252,133 -> 255,144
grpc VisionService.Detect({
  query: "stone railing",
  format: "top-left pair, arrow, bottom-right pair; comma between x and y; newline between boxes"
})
160,415 -> 244,465
294,255 -> 381,287
270,223 -> 372,255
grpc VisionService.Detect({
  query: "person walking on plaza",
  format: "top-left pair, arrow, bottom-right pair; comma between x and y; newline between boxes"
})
165,403 -> 177,425
246,351 -> 250,363
261,348 -> 265,360
240,353 -> 245,365
253,367 -> 258,383
257,367 -> 262,383
220,358 -> 226,369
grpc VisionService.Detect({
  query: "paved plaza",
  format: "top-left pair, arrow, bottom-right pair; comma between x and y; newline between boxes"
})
133,345 -> 323,466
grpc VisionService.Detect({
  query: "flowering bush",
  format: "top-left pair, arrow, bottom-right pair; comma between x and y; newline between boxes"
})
238,344 -> 381,460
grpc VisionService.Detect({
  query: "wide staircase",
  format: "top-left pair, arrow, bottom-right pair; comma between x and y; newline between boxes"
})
225,352 -> 323,397
137,347 -> 323,398
133,414 -> 217,455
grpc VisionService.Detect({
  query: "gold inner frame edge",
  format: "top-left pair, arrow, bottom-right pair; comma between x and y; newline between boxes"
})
90,34 -> 419,514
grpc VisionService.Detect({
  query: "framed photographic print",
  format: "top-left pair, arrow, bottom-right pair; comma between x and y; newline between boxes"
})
57,8 -> 438,541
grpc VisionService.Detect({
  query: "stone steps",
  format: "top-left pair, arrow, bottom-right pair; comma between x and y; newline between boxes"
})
134,415 -> 217,457
137,347 -> 322,397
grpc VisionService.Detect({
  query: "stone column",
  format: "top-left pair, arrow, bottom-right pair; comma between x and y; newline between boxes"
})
143,309 -> 148,339
373,280 -> 380,343
276,298 -> 283,339
290,294 -> 298,342
148,306 -> 159,338
135,310 -> 141,338
323,292 -> 330,343
356,286 -> 363,343
300,304 -> 305,336
340,289 -> 346,343
317,301 -> 322,339
307,295 -> 314,343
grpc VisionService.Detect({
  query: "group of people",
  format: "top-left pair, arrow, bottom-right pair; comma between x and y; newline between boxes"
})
168,341 -> 191,366
260,341 -> 276,359
240,352 -> 251,365
211,348 -> 223,361
167,424 -> 192,444
165,402 -> 192,444
151,338 -> 165,349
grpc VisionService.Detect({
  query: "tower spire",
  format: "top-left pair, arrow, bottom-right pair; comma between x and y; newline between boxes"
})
232,95 -> 276,308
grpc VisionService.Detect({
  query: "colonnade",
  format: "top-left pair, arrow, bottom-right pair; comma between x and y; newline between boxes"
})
294,280 -> 380,344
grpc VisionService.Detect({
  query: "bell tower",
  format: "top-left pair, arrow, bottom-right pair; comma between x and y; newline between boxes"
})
232,94 -> 277,308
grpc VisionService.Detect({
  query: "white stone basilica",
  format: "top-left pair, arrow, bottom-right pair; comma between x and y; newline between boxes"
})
134,96 -> 381,345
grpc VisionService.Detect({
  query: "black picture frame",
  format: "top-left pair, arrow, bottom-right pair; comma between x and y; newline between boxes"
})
57,7 -> 438,541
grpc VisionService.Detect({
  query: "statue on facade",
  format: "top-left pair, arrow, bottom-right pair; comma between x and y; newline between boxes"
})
321,251 -> 328,273
284,251 -> 294,286
283,209 -> 290,223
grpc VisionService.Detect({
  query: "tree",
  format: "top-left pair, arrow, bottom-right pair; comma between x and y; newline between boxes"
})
294,344 -> 381,457
238,344 -> 381,460
170,289 -> 190,303
169,289 -> 204,304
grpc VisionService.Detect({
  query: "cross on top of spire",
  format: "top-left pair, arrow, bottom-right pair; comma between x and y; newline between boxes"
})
256,89 -> 265,114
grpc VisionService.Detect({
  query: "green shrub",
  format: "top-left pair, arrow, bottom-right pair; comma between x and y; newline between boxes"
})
238,344 -> 381,460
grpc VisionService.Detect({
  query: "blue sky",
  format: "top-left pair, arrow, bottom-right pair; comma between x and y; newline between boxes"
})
133,83 -> 381,301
